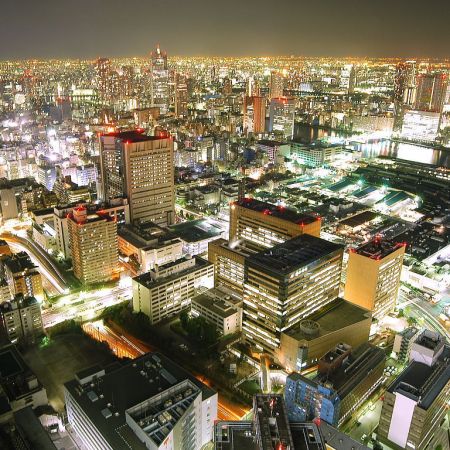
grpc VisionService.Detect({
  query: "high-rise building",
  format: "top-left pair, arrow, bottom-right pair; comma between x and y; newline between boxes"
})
340,64 -> 356,93
414,73 -> 448,113
378,330 -> 450,450
132,256 -> 214,324
243,234 -> 344,355
0,294 -> 43,343
269,71 -> 285,98
229,198 -> 321,252
269,97 -> 295,139
285,343 -> 385,426
64,352 -> 218,450
344,237 -> 405,320
1,252 -> 43,301
175,73 -> 188,117
95,58 -> 112,101
243,96 -> 265,134
150,45 -> 169,114
393,62 -> 417,132
99,130 -> 175,226
67,206 -> 119,285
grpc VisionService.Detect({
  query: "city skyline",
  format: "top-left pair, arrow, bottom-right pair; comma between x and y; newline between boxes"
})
0,0 -> 449,60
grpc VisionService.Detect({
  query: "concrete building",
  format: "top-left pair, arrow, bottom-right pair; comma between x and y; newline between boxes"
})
269,71 -> 285,99
285,343 -> 385,426
67,206 -> 119,285
243,96 -> 265,134
64,352 -> 217,450
243,234 -> 344,356
288,142 -> 341,168
269,97 -> 295,139
0,343 -> 48,424
229,198 -> 320,252
345,237 -> 406,320
0,295 -> 43,343
1,252 -> 43,301
99,130 -> 174,227
132,256 -> 214,324
208,238 -> 252,298
175,73 -> 188,117
277,298 -> 372,371
150,45 -> 169,114
393,327 -> 420,362
191,288 -> 242,336
378,330 -> 450,450
255,140 -> 286,164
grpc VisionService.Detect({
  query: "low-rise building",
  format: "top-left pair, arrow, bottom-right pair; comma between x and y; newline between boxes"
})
191,288 -> 242,335
393,326 -> 420,362
64,352 -> 217,450
0,295 -> 43,343
132,256 -> 214,324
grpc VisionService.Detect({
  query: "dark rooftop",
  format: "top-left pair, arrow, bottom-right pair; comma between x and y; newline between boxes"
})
103,130 -> 168,143
339,210 -> 378,229
2,252 -> 37,274
388,345 -> 450,409
169,218 -> 222,243
247,234 -> 343,275
353,236 -> 406,260
64,352 -> 216,450
234,198 -> 318,226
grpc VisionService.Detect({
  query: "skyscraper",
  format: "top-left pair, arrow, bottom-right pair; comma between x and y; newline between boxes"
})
393,62 -> 416,132
175,73 -> 188,117
340,64 -> 356,93
269,97 -> 295,139
67,206 -> 119,284
150,44 -> 169,114
243,234 -> 344,355
243,95 -> 266,134
270,71 -> 285,98
414,73 -> 448,113
344,237 -> 405,320
99,130 -> 175,227
95,57 -> 112,101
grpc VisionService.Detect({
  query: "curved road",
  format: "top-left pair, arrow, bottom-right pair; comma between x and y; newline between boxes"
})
0,233 -> 69,294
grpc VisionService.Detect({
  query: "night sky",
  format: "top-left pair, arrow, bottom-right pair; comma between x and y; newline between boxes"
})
1,0 -> 449,59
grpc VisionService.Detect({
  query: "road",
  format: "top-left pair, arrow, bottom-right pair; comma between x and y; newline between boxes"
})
0,232 -> 69,294
42,284 -> 132,328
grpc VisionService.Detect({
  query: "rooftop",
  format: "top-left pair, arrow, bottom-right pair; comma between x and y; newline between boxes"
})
192,288 -> 241,319
103,130 -> 168,143
233,198 -> 317,226
284,298 -> 371,342
2,252 -> 37,274
352,236 -> 406,260
64,352 -> 216,450
169,219 -> 223,243
247,234 -> 343,275
388,344 -> 450,409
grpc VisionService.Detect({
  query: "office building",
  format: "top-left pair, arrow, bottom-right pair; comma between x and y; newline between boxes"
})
0,294 -> 43,343
378,330 -> 450,450
243,96 -> 265,134
230,198 -> 320,252
393,326 -> 420,362
243,234 -> 344,355
393,62 -> 416,131
64,352 -> 218,450
344,237 -> 405,320
285,343 -> 385,426
1,252 -> 43,301
95,57 -> 112,101
288,141 -> 341,168
277,298 -> 372,371
118,223 -> 183,273
269,97 -> 295,139
269,71 -> 285,98
401,110 -> 441,142
150,45 -> 169,114
255,139 -> 285,164
67,206 -> 119,285
175,73 -> 188,117
208,238 -> 252,298
191,287 -> 242,336
0,343 -> 48,423
100,130 -> 175,227
340,64 -> 356,93
414,73 -> 448,113
132,256 -> 214,324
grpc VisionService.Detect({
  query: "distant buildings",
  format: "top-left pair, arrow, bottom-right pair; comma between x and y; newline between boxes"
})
285,342 -> 385,426
344,236 -> 405,320
99,130 -> 175,227
132,256 -> 214,324
414,73 -> 448,113
229,198 -> 321,252
378,330 -> 450,450
243,234 -> 344,356
269,97 -> 295,139
64,352 -> 217,450
67,206 -> 119,284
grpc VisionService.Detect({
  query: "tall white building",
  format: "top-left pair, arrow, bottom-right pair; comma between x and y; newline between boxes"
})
269,97 -> 295,139
150,45 -> 169,114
